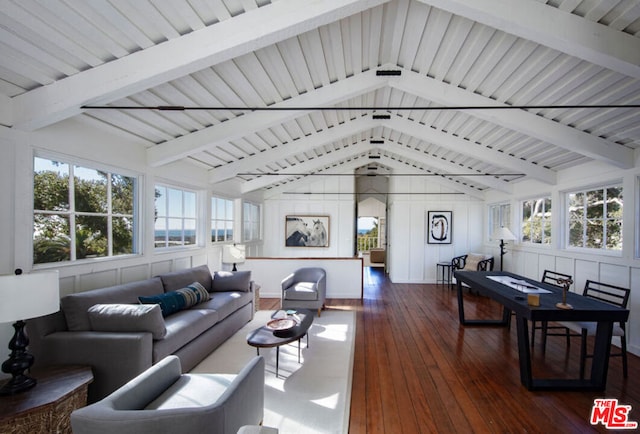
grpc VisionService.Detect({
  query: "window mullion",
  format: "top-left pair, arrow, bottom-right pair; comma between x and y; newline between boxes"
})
107,173 -> 113,256
602,188 -> 608,249
69,165 -> 76,261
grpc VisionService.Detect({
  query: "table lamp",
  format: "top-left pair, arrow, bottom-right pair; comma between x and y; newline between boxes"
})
0,269 -> 60,395
222,244 -> 246,271
492,226 -> 516,271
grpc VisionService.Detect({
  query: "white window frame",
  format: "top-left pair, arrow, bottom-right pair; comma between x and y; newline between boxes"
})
243,201 -> 261,242
488,202 -> 511,240
565,183 -> 623,253
211,195 -> 234,243
520,196 -> 552,245
154,184 -> 198,249
33,154 -> 140,265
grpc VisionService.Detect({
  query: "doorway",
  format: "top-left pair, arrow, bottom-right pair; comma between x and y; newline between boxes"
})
355,164 -> 389,271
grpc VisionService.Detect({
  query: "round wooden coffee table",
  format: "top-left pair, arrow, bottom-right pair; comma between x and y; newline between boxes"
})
246,309 -> 314,377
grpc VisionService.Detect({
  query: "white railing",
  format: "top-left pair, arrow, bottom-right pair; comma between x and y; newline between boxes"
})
357,236 -> 379,252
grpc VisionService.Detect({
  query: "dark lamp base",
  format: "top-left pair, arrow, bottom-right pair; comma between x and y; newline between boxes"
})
0,320 -> 37,395
0,374 -> 36,395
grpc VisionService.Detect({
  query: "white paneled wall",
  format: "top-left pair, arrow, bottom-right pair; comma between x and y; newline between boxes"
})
386,175 -> 485,283
263,176 -> 356,258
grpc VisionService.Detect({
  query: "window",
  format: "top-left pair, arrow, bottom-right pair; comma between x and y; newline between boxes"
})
568,185 -> 623,251
154,185 -> 197,248
211,196 -> 234,243
243,202 -> 260,241
33,156 -> 137,264
521,197 -> 551,244
488,203 -> 511,240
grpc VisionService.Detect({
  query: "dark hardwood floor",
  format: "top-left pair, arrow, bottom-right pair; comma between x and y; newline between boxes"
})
262,267 -> 639,433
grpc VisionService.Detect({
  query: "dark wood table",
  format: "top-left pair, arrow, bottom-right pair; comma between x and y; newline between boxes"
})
246,309 -> 313,377
454,270 -> 629,391
0,365 -> 93,433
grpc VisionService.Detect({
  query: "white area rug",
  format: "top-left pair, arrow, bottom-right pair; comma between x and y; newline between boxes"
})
192,310 -> 356,434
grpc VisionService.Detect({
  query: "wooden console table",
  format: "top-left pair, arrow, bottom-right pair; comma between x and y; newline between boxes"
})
0,365 -> 93,434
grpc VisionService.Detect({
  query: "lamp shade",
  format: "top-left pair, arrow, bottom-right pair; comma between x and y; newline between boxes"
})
0,271 -> 60,323
222,244 -> 246,264
492,226 -> 516,241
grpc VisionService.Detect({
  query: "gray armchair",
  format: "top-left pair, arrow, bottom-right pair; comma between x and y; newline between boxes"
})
281,267 -> 327,316
71,355 -> 265,434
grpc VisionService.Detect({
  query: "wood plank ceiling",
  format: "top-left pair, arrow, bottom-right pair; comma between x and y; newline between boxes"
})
1,0 -> 639,198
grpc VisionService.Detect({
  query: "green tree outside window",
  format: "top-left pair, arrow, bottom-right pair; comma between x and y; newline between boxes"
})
568,186 -> 622,251
521,197 -> 551,244
33,157 -> 136,264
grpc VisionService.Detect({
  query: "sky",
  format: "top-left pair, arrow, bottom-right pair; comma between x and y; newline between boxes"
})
358,217 -> 377,231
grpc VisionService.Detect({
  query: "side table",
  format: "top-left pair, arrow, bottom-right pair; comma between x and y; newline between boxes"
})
436,262 -> 452,287
0,365 -> 93,434
254,284 -> 261,312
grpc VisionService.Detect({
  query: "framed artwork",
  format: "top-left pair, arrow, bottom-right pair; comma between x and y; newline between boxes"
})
427,211 -> 452,244
285,215 -> 330,247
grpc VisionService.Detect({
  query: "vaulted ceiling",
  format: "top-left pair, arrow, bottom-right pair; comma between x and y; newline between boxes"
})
2,0 -> 639,199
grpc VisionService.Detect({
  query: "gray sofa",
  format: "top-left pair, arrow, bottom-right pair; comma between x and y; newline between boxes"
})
71,355 -> 265,434
27,265 -> 255,403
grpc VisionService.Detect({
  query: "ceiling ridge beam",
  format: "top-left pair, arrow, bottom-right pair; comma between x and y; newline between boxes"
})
209,116 -> 379,183
385,143 -> 513,193
11,0 -> 391,131
263,158 -> 369,198
382,115 -> 556,184
149,69 -> 385,167
390,67 -> 634,169
261,152 -> 484,199
241,140 -> 374,193
376,156 -> 484,199
417,0 -> 640,79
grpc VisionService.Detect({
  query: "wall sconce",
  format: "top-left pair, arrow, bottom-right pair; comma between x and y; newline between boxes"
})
0,269 -> 60,395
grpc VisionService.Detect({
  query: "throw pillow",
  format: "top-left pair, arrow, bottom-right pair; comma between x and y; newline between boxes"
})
139,282 -> 211,316
463,254 -> 485,271
87,304 -> 166,340
139,291 -> 186,317
211,270 -> 251,292
186,281 -> 210,303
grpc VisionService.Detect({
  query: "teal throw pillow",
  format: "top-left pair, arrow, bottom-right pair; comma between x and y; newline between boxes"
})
139,291 -> 186,317
139,282 -> 210,316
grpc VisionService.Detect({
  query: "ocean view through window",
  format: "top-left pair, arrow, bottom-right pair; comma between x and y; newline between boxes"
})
154,185 -> 197,248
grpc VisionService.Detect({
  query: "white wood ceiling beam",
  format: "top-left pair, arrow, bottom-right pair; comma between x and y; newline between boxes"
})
374,155 -> 484,199
263,153 -> 484,199
262,157 -> 369,198
241,140 -> 374,193
209,116 -> 379,183
391,68 -> 634,169
383,116 -> 556,184
150,69 -> 385,167
11,0 -> 391,131
0,95 -> 11,126
418,0 -> 640,79
385,143 -> 513,193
